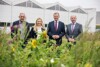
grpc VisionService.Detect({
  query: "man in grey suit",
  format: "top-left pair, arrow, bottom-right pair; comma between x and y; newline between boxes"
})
65,15 -> 83,44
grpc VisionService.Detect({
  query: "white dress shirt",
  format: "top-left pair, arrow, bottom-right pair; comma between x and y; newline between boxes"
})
71,22 -> 76,32
19,21 -> 26,39
37,27 -> 42,39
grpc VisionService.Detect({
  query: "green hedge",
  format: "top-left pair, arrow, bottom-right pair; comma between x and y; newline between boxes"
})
96,25 -> 100,29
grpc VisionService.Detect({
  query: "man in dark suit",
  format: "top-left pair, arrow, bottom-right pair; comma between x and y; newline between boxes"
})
47,12 -> 65,46
11,13 -> 30,44
65,15 -> 83,44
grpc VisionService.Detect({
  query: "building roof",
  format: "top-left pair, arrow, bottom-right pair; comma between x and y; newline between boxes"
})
12,0 -> 44,8
66,6 -> 87,14
43,2 -> 69,11
0,0 -> 89,14
0,0 -> 11,5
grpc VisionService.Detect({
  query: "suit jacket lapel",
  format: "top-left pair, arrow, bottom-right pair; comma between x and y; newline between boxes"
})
69,24 -> 72,33
57,21 -> 60,31
73,23 -> 78,33
53,21 -> 55,31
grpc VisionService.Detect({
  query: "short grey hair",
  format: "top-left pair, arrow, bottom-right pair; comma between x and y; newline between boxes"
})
53,12 -> 60,16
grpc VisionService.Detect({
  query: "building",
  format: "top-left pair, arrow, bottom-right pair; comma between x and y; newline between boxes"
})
0,0 -> 96,33
96,12 -> 100,25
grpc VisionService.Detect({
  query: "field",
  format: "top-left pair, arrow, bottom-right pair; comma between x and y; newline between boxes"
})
0,29 -> 100,67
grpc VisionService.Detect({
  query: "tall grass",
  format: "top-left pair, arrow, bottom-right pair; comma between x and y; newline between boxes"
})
0,27 -> 100,67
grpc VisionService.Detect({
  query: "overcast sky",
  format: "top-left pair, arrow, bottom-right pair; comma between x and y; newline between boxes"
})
9,0 -> 100,11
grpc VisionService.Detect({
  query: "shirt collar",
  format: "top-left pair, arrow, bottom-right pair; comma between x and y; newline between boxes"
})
71,22 -> 76,25
19,20 -> 25,24
19,20 -> 22,24
54,20 -> 59,23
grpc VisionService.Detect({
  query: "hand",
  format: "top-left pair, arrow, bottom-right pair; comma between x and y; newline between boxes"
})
55,35 -> 60,39
68,38 -> 75,43
52,35 -> 56,39
68,38 -> 72,42
71,39 -> 75,42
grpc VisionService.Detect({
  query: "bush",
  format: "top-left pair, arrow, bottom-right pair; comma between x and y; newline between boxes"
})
0,29 -> 100,67
96,25 -> 100,29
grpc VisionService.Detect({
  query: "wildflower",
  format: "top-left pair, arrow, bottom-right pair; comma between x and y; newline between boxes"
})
61,64 -> 65,67
50,58 -> 54,63
32,39 -> 37,48
84,63 -> 92,67
12,47 -> 15,52
77,63 -> 81,67
42,31 -> 47,38
40,58 -> 44,61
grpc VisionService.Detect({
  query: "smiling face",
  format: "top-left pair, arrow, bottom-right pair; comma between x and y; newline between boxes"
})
36,18 -> 43,27
70,15 -> 77,24
19,13 -> 26,22
53,12 -> 60,21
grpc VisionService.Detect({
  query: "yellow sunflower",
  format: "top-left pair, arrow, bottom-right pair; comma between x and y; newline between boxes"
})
12,47 -> 15,52
32,39 -> 37,48
84,63 -> 92,67
42,31 -> 47,38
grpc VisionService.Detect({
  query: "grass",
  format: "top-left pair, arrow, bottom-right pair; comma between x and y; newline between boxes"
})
0,29 -> 100,67
96,24 -> 100,29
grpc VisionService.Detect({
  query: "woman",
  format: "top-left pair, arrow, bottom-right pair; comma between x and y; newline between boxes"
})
28,18 -> 45,39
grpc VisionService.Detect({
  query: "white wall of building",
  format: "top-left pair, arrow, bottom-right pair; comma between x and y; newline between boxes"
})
12,6 -> 44,24
0,4 -> 96,32
85,9 -> 96,32
0,5 -> 11,22
68,12 -> 88,31
44,10 -> 68,24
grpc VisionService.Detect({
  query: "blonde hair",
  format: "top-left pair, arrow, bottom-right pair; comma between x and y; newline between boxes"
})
33,18 -> 45,32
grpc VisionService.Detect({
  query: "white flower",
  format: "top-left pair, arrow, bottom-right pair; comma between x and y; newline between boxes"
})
61,64 -> 65,67
50,58 -> 54,63
40,58 -> 44,61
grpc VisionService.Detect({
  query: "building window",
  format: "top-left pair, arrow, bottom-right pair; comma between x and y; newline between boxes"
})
71,8 -> 87,14
47,5 -> 67,11
27,0 -> 32,7
45,24 -> 48,27
32,2 -> 41,8
0,22 -> 10,27
15,2 -> 27,7
15,0 -> 42,9
29,23 -> 35,27
0,0 -> 9,5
